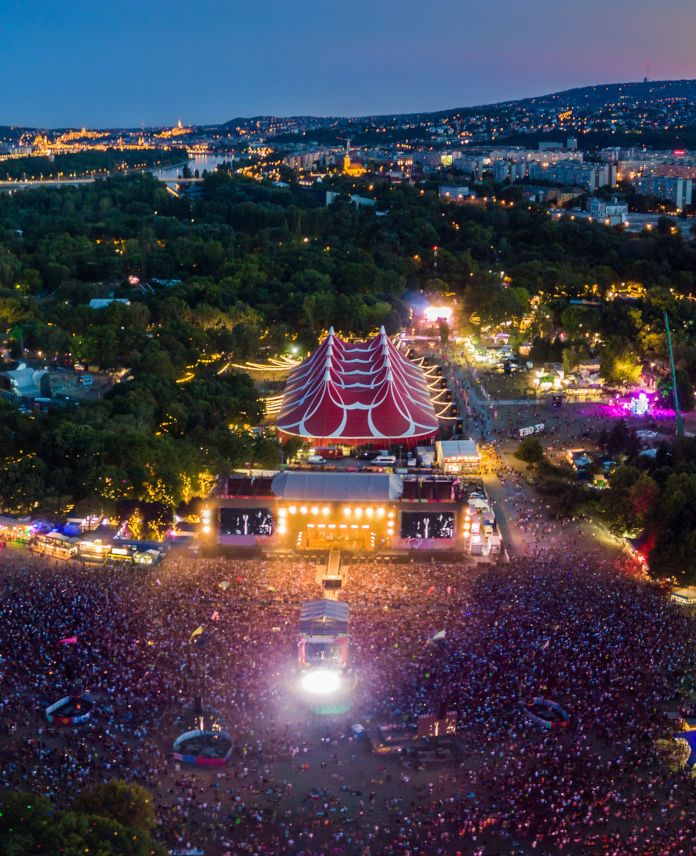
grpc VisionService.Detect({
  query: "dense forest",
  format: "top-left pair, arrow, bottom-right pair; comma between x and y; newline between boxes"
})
1,167 -> 696,567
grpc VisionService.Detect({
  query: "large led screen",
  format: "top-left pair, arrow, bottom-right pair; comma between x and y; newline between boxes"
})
400,511 -> 455,540
219,508 -> 273,536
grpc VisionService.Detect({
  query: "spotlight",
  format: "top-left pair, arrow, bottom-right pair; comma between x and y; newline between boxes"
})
300,669 -> 341,696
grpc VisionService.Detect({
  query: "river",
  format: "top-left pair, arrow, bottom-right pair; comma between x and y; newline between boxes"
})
150,153 -> 233,181
0,153 -> 235,193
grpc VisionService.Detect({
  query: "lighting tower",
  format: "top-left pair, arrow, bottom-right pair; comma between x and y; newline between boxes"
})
664,310 -> 684,438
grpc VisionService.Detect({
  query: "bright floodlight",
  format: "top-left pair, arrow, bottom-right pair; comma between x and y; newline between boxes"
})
423,305 -> 453,323
300,669 -> 341,696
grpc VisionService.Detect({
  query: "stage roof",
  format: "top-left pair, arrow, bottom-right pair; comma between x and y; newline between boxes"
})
436,439 -> 480,460
299,599 -> 349,635
272,471 -> 402,501
276,327 -> 439,446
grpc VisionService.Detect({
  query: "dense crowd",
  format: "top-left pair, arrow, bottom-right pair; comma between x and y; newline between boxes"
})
1,549 -> 696,854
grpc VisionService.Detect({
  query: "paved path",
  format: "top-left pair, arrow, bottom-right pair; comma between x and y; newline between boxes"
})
438,346 -> 624,560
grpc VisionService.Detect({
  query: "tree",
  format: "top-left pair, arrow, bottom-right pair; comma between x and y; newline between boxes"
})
0,792 -> 56,856
657,368 -> 695,412
628,472 -> 659,525
73,780 -> 156,831
562,345 -> 585,374
514,436 -> 545,464
599,465 -> 642,535
600,339 -> 642,386
52,811 -> 166,856
533,462 -> 588,518
251,435 -> 282,469
605,419 -> 629,456
646,472 -> 696,583
560,305 -> 597,340
468,279 -> 531,327
282,436 -> 305,463
0,789 -> 165,856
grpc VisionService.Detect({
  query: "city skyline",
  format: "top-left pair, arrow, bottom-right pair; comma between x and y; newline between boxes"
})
2,0 -> 696,127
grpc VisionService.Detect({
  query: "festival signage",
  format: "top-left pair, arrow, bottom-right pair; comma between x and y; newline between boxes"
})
518,423 -> 545,438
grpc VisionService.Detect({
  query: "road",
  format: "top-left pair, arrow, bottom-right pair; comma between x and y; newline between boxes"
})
0,174 -> 204,191
441,345 -> 624,560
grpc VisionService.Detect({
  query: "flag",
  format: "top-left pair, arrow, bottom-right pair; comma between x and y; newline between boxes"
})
189,625 -> 205,643
218,581 -> 230,591
58,636 -> 78,645
210,610 -> 220,622
432,630 -> 446,642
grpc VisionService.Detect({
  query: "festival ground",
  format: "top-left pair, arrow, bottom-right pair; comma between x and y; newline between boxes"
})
2,549 -> 696,855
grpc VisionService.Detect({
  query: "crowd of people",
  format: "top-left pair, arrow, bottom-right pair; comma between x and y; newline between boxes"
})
1,546 -> 696,854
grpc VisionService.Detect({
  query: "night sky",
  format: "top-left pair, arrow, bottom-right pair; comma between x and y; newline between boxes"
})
2,0 -> 695,127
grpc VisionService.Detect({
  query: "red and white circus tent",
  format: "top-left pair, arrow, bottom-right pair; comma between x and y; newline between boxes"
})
277,327 -> 440,447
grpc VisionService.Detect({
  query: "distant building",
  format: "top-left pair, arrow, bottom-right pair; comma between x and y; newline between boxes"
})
342,139 -> 367,177
439,185 -> 473,202
413,149 -> 456,169
512,162 -> 528,181
634,175 -> 693,209
615,149 -> 696,183
325,191 -> 375,208
454,155 -> 489,180
493,161 -> 510,182
588,197 -> 629,225
528,160 -> 614,192
538,141 -> 565,152
283,149 -> 335,171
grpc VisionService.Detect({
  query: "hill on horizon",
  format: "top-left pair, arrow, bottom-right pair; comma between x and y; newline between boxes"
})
220,78 -> 696,127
